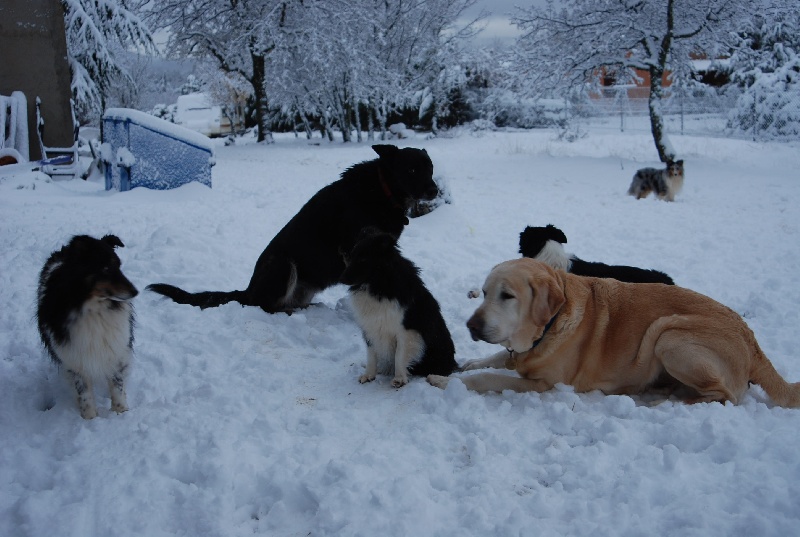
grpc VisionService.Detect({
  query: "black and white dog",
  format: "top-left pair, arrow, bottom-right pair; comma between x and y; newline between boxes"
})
628,160 -> 684,201
517,224 -> 675,284
341,231 -> 458,387
148,145 -> 440,313
37,235 -> 138,419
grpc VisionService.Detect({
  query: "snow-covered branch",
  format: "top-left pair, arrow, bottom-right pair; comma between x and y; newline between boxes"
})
62,0 -> 156,120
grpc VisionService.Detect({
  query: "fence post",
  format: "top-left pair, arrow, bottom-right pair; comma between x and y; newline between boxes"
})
620,99 -> 624,132
616,86 -> 626,132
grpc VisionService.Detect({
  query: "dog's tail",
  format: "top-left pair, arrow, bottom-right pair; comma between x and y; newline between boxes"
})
147,283 -> 248,309
749,338 -> 800,408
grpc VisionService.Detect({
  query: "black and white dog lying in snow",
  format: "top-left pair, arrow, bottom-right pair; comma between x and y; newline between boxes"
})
148,144 -> 440,314
518,224 -> 675,285
341,231 -> 458,388
37,235 -> 138,419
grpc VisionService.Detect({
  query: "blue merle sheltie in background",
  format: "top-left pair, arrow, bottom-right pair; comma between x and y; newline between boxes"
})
627,160 -> 684,201
518,224 -> 675,285
340,230 -> 458,388
37,234 -> 138,419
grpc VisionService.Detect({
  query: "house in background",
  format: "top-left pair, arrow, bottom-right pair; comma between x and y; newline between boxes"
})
593,53 -> 730,100
0,0 -> 74,162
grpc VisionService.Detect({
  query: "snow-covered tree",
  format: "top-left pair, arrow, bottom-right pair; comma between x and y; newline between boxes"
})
402,0 -> 481,135
62,0 -> 155,121
509,0 -> 746,162
264,0 -> 480,141
727,6 -> 800,139
151,0 -> 479,142
149,0 -> 310,143
269,1 -> 379,142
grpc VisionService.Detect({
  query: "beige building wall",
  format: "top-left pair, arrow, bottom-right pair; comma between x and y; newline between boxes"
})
0,0 -> 74,161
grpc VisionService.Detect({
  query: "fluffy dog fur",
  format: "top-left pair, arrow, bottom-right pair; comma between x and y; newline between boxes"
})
341,232 -> 457,387
429,258 -> 800,408
148,145 -> 439,313
37,235 -> 138,419
518,224 -> 674,284
628,160 -> 684,201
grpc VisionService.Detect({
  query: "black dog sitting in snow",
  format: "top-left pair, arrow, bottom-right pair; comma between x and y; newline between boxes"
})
341,231 -> 458,387
148,145 -> 440,313
518,224 -> 675,285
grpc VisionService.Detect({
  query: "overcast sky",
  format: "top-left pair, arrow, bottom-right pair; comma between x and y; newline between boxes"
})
461,0 -> 547,46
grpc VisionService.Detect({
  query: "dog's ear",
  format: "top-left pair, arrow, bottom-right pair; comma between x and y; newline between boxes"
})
339,245 -> 351,265
544,224 -> 568,244
508,262 -> 565,352
350,231 -> 396,261
65,235 -> 94,255
355,225 -> 383,242
676,160 -> 684,166
101,235 -> 125,249
371,232 -> 397,254
372,144 -> 399,159
529,272 -> 565,328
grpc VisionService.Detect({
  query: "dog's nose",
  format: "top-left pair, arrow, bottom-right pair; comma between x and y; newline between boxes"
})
124,277 -> 139,298
466,315 -> 484,341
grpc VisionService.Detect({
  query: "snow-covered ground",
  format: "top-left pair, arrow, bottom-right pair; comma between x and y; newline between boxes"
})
2,127 -> 799,536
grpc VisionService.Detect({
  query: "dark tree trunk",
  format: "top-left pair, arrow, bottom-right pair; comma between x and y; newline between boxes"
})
366,99 -> 375,141
294,100 -> 313,139
374,101 -> 388,140
648,0 -> 677,163
353,99 -> 362,143
648,66 -> 674,163
335,88 -> 352,142
251,51 -> 273,144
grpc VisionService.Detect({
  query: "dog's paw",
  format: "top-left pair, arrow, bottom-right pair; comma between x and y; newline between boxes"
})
111,403 -> 128,414
460,359 -> 486,371
359,374 -> 376,384
427,375 -> 450,389
79,406 -> 98,420
391,376 -> 409,388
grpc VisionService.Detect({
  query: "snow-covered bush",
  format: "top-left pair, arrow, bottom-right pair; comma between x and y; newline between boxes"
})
727,10 -> 800,139
478,90 -> 568,129
180,75 -> 204,96
467,119 -> 496,132
150,104 -> 176,123
729,63 -> 800,139
388,123 -> 416,139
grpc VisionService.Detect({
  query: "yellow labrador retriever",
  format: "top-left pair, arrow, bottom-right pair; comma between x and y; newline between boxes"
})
428,258 -> 800,407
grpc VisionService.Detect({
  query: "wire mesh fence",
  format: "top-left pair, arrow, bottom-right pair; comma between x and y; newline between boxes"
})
568,85 -> 800,142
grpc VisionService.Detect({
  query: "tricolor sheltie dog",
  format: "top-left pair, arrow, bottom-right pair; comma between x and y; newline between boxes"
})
340,231 -> 457,388
627,160 -> 684,201
518,224 -> 675,285
37,235 -> 138,419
